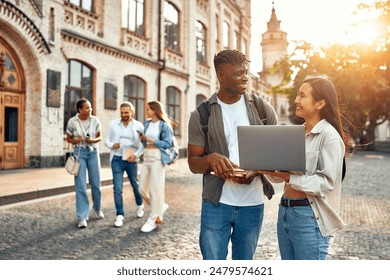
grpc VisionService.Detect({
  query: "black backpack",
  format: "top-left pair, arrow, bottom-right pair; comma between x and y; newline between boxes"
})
196,94 -> 275,200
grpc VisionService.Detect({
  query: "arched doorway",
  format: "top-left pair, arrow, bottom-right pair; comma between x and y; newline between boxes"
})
0,38 -> 25,169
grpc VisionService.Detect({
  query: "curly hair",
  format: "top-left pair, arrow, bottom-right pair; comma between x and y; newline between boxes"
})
213,49 -> 250,72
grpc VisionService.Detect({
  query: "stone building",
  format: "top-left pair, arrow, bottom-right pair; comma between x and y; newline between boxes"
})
258,5 -> 290,125
0,0 -> 255,169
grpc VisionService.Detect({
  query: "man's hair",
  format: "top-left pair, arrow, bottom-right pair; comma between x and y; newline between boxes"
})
120,101 -> 135,112
213,49 -> 250,72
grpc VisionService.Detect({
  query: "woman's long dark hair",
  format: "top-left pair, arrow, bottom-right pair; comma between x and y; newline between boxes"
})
303,75 -> 349,153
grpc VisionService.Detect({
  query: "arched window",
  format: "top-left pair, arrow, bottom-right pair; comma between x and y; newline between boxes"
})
196,94 -> 206,107
124,75 -> 146,122
68,0 -> 94,12
223,21 -> 229,48
121,0 -> 145,35
64,60 -> 93,130
166,86 -> 180,135
195,21 -> 206,64
233,30 -> 238,50
164,1 -> 179,51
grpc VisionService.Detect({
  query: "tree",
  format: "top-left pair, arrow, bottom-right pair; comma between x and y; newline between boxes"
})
284,41 -> 390,150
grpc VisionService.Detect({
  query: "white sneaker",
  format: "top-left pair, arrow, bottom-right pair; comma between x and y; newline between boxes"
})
78,219 -> 87,228
90,208 -> 104,219
136,204 -> 144,218
115,215 -> 124,227
163,203 -> 169,214
141,218 -> 156,233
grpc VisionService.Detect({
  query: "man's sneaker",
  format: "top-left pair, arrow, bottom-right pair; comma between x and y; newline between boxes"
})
78,219 -> 87,228
114,215 -> 124,227
141,218 -> 156,233
136,204 -> 144,218
90,208 -> 104,219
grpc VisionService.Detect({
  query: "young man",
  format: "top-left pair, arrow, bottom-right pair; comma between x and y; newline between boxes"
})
187,50 -> 278,259
105,102 -> 144,227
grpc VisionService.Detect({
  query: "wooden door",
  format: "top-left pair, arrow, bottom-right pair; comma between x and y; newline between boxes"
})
0,39 -> 25,169
0,92 -> 24,169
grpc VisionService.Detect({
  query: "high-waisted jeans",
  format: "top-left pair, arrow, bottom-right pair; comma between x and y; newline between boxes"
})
277,200 -> 330,260
74,147 -> 101,220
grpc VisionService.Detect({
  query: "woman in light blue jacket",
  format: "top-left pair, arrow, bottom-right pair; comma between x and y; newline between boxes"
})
138,101 -> 175,232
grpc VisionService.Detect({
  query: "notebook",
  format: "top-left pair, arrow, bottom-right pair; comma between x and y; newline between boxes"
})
237,125 -> 306,172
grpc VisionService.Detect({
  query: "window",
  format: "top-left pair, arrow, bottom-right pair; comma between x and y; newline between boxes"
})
195,21 -> 206,64
166,86 -> 180,135
121,0 -> 145,35
233,30 -> 238,50
241,38 -> 247,55
164,1 -> 179,51
215,15 -> 219,43
223,21 -> 229,48
64,60 -> 93,130
196,94 -> 206,107
124,75 -> 146,123
49,8 -> 55,42
5,107 -> 18,142
69,0 -> 94,12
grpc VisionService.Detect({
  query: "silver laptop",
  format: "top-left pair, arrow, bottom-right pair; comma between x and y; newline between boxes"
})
237,125 -> 306,171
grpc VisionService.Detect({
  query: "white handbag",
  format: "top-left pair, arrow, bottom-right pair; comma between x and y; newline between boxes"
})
65,147 -> 80,176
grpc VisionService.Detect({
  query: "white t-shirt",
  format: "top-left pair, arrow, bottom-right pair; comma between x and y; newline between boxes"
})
218,96 -> 264,206
145,120 -> 161,140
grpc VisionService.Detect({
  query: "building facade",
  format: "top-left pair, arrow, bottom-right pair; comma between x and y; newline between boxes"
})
0,0 -> 256,169
258,6 -> 290,125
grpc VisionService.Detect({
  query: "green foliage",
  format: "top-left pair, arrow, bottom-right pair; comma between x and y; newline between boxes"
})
272,1 -> 390,148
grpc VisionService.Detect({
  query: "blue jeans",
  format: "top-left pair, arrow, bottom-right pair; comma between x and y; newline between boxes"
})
111,155 -> 142,216
277,202 -> 330,260
74,147 -> 101,220
199,201 -> 264,260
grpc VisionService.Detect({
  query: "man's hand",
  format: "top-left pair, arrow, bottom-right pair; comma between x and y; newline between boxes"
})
112,143 -> 120,150
127,154 -> 137,163
207,153 -> 238,180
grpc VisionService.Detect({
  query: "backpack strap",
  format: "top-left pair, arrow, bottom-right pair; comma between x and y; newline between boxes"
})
197,100 -> 211,155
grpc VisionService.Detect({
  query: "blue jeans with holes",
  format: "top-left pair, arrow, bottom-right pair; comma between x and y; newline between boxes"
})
199,201 -> 264,260
277,203 -> 330,260
74,147 -> 101,220
111,155 -> 142,216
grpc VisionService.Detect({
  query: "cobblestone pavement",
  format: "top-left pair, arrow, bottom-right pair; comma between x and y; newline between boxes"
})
0,151 -> 389,260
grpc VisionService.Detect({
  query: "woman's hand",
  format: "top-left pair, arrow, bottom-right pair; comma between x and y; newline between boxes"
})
248,170 -> 290,182
74,136 -> 83,145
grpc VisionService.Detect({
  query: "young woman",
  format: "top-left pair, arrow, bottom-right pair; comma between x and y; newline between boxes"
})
257,75 -> 348,259
66,98 -> 104,228
138,101 -> 174,232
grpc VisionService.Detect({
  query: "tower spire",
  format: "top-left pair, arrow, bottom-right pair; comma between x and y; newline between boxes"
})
267,1 -> 281,31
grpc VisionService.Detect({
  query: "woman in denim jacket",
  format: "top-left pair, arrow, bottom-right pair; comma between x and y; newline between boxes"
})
138,101 -> 174,232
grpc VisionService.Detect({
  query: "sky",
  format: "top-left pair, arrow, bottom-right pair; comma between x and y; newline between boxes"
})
250,0 -> 378,74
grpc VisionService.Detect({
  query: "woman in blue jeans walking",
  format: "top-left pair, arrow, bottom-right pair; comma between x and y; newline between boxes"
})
256,75 -> 349,259
66,98 -> 104,228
